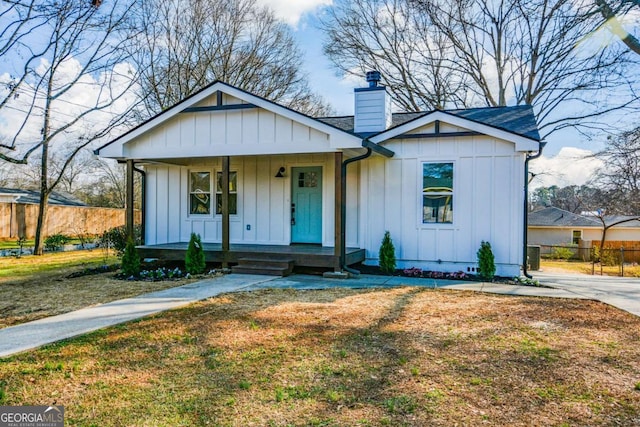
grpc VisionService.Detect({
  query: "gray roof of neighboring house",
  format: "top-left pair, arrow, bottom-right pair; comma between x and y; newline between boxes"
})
0,188 -> 86,206
529,207 -> 640,228
528,207 -> 601,227
318,105 -> 541,141
601,215 -> 640,228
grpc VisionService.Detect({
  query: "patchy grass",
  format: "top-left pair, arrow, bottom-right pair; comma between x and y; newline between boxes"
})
0,251 -> 200,328
540,259 -> 640,277
0,238 -> 91,250
1,288 -> 638,426
0,250 -> 118,280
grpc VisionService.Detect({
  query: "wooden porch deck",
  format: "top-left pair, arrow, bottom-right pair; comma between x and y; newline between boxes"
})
137,243 -> 365,270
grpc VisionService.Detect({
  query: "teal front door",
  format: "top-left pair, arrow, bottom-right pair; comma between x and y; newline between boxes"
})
291,166 -> 322,244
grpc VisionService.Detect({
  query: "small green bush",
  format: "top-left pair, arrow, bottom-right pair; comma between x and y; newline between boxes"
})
101,225 -> 142,256
44,233 -> 71,251
551,245 -> 576,261
121,237 -> 141,277
185,233 -> 206,275
379,231 -> 396,275
477,241 -> 496,281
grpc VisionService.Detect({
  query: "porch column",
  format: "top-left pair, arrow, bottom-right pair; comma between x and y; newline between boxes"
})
221,156 -> 230,268
334,151 -> 344,271
125,159 -> 134,241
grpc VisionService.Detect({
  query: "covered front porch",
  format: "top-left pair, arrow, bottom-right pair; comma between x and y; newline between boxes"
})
137,242 -> 366,270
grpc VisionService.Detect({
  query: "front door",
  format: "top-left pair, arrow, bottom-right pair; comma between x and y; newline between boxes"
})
291,166 -> 322,244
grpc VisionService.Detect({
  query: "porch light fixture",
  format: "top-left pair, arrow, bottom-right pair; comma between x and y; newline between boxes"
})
275,167 -> 286,178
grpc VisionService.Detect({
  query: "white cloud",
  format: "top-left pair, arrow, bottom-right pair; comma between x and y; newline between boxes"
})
529,146 -> 602,189
256,0 -> 332,27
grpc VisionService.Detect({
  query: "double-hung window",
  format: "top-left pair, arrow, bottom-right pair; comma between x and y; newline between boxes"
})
422,162 -> 453,224
572,230 -> 581,245
216,171 -> 237,215
189,171 -> 212,215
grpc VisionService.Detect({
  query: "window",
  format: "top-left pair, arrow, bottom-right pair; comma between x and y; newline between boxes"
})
572,230 -> 581,245
422,162 -> 453,224
298,171 -> 318,188
189,171 -> 211,215
216,171 -> 237,215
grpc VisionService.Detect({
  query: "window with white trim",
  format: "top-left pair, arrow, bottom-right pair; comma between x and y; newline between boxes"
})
216,171 -> 238,215
572,230 -> 581,245
189,171 -> 212,215
422,162 -> 453,224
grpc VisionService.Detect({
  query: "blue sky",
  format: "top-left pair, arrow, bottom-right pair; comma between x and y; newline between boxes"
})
267,1 -> 634,188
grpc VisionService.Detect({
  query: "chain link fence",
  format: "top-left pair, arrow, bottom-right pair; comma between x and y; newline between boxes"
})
538,244 -> 640,277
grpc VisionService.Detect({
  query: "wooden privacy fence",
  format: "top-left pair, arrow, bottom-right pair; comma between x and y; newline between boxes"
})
592,240 -> 640,264
0,203 -> 141,239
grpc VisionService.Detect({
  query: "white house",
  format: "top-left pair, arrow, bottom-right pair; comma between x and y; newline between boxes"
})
96,73 -> 541,276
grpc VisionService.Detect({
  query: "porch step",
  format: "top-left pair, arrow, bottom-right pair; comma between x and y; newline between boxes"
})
232,258 -> 295,276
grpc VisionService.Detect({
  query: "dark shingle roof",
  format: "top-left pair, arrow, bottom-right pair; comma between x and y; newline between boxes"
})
528,207 -> 600,227
601,215 -> 640,228
318,105 -> 540,141
0,188 -> 86,206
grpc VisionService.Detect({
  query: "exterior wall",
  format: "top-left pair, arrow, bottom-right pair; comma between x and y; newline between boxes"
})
601,228 -> 640,241
144,153 -> 360,247
359,135 -> 525,277
0,203 -> 137,239
124,93 -> 340,159
528,227 -> 640,246
528,228 -> 575,246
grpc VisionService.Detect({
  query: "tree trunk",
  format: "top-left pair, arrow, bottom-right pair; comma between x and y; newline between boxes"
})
34,190 -> 49,255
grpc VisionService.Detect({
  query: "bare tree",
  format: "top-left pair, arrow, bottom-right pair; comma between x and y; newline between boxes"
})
0,0 -> 142,254
132,0 -> 332,116
322,0 -> 640,137
594,0 -> 640,55
591,127 -> 640,214
322,0 -> 470,111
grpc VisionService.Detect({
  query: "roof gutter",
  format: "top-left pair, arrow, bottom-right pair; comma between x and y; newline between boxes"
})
523,141 -> 545,278
133,165 -> 146,245
339,138 -> 394,274
340,147 -> 372,275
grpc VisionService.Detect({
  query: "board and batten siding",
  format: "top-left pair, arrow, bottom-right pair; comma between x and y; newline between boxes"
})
359,134 -> 525,277
123,93 -> 342,159
144,153 -> 360,248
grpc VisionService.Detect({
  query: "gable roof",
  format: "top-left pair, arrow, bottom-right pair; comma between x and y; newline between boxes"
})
96,80 -> 369,158
528,207 -> 600,227
0,188 -> 86,206
319,105 -> 540,142
97,79 -> 542,159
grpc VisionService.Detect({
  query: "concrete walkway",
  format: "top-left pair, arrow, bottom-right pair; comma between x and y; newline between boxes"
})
533,270 -> 640,317
0,274 -> 275,358
0,272 -> 637,358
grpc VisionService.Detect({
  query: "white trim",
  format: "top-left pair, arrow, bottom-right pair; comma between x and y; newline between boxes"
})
417,159 -> 455,228
369,110 -> 539,151
186,169 -> 214,219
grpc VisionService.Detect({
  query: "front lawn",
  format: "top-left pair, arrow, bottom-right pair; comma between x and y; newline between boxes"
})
1,287 -> 638,426
0,251 -> 200,328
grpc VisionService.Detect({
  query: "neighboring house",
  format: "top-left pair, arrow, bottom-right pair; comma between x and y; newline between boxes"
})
0,188 -> 86,206
96,73 -> 541,276
0,187 -> 134,239
528,206 -> 640,247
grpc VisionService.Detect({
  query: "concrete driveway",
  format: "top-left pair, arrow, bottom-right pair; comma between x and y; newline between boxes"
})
534,270 -> 640,317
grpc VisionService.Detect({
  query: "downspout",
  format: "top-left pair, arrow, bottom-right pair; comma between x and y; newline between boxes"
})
341,147 -> 373,274
523,142 -> 544,278
133,165 -> 146,245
